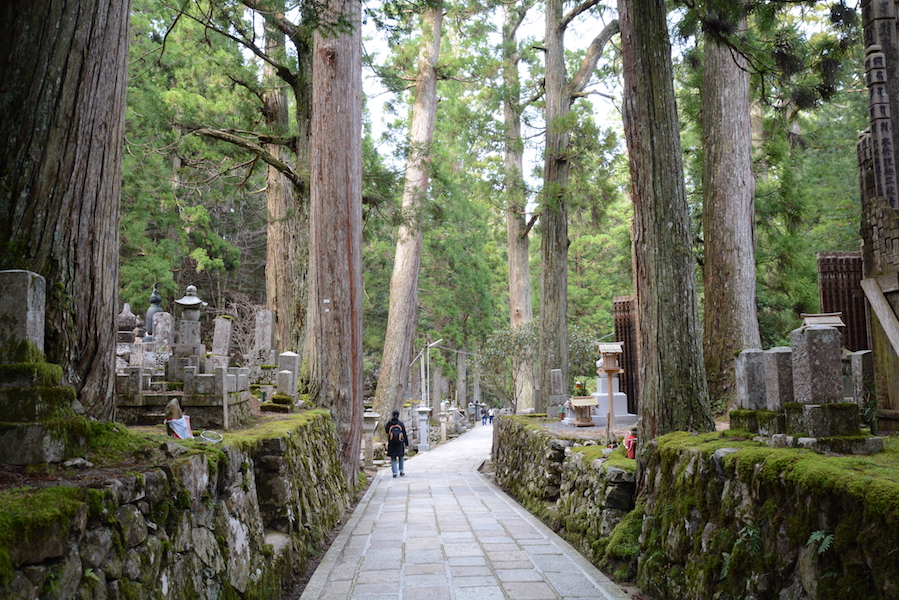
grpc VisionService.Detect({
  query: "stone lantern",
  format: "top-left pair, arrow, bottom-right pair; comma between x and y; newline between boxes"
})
597,342 -> 624,434
144,283 -> 163,342
416,406 -> 431,452
362,411 -> 380,467
174,285 -> 206,321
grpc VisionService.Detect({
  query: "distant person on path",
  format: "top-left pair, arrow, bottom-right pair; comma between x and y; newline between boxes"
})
488,408 -> 495,424
481,407 -> 487,425
385,410 -> 409,478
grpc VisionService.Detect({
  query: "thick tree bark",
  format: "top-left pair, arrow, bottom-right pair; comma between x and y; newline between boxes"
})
537,0 -> 572,414
262,7 -> 304,354
373,5 -> 444,419
537,5 -> 618,414
307,0 -> 363,486
618,0 -> 714,439
0,1 -> 130,419
701,13 -> 761,411
503,4 -> 536,413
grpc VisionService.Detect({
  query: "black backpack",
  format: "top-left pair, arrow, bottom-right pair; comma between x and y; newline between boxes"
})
389,423 -> 403,443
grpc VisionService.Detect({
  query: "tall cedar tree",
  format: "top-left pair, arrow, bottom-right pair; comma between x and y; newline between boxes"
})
307,0 -> 364,487
701,2 -> 761,411
373,2 -> 444,420
0,1 -> 130,419
537,0 -> 618,412
503,0 -> 537,413
618,0 -> 714,439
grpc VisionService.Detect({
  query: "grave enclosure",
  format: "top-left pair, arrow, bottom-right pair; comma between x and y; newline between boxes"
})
114,287 -> 303,432
731,318 -> 883,455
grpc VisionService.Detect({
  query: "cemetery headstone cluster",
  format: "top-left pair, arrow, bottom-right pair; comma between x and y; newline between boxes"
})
733,321 -> 883,454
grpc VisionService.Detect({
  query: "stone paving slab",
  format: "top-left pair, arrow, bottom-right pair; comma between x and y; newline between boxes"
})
300,424 -> 631,600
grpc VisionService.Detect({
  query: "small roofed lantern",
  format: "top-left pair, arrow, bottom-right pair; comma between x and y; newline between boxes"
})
800,313 -> 846,328
174,285 -> 206,321
597,342 -> 624,433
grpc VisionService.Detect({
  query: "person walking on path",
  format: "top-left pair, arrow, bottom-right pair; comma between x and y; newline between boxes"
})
488,407 -> 495,424
481,406 -> 487,425
385,410 -> 408,478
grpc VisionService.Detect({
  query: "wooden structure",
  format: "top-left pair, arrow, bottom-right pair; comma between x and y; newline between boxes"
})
570,396 -> 597,427
857,5 -> 899,431
817,252 -> 869,351
613,296 -> 639,414
597,343 -> 624,433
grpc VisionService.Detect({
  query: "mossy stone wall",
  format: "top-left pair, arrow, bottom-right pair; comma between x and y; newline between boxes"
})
494,417 -> 899,599
638,431 -> 899,599
492,415 -> 638,571
0,410 -> 350,600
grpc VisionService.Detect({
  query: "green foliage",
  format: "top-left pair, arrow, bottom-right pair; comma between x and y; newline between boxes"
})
477,320 -> 603,408
122,0 -> 268,315
807,528 -> 834,555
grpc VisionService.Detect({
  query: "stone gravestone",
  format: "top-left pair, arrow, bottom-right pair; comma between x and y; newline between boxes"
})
0,270 -> 75,464
0,269 -> 45,358
211,316 -> 232,370
736,349 -> 767,410
787,325 -> 858,439
851,350 -> 874,406
141,311 -> 172,372
253,310 -> 276,367
791,325 -> 843,405
764,347 -> 793,412
277,351 -> 300,397
116,304 -> 138,371
548,368 -> 566,414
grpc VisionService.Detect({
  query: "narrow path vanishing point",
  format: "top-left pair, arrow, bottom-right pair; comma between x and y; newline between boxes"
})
300,423 -> 631,600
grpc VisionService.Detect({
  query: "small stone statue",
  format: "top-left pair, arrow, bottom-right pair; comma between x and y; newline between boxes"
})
165,398 -> 183,421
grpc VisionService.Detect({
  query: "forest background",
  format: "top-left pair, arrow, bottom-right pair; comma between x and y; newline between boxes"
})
120,0 -> 864,411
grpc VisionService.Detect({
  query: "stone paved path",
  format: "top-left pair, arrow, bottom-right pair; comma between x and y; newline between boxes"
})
300,423 -> 631,600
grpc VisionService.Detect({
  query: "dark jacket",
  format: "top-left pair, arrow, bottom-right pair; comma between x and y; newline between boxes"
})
385,418 -> 408,457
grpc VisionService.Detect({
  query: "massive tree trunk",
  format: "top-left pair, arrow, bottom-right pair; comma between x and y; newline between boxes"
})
262,7 -> 304,354
502,3 -> 536,413
0,1 -> 130,419
537,0 -> 572,414
373,5 -> 444,418
701,11 -> 761,411
537,3 -> 618,414
307,0 -> 364,486
618,0 -> 713,439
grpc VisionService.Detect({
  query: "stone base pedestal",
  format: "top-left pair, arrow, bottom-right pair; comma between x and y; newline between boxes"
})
784,403 -> 860,437
767,433 -> 884,455
0,423 -> 79,465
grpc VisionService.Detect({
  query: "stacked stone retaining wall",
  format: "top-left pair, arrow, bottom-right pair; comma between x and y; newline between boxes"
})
493,416 -> 899,599
492,416 -> 637,564
0,410 -> 350,600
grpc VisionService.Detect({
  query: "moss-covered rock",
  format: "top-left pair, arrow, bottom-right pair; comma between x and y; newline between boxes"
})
636,430 -> 899,599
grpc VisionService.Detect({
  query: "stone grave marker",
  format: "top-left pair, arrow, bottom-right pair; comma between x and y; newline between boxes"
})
0,269 -> 45,360
736,349 -> 766,410
211,316 -> 232,370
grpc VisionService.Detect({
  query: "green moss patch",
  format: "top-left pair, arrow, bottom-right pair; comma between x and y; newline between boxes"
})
0,361 -> 63,387
0,486 -> 87,586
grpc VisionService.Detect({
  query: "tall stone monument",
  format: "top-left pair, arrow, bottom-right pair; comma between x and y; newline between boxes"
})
0,270 -> 80,464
